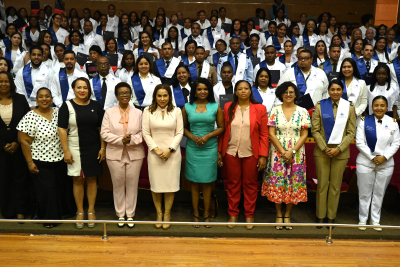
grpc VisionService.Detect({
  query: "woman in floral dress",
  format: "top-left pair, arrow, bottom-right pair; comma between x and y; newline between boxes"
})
261,81 -> 311,230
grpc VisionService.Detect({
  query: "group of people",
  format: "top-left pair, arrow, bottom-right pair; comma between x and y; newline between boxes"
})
1,1 -> 400,233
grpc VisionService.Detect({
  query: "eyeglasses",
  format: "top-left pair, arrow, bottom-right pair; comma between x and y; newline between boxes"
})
98,62 -> 110,66
284,91 -> 295,95
118,92 -> 131,96
298,57 -> 311,61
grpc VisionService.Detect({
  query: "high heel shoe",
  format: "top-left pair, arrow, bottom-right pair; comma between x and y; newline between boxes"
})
155,212 -> 163,229
87,212 -> 96,228
275,217 -> 283,230
191,213 -> 200,228
75,213 -> 84,229
284,217 -> 292,230
162,213 -> 171,230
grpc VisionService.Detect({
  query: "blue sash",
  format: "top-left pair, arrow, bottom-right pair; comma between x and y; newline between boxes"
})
206,27 -> 214,48
26,29 -> 32,43
180,28 -> 187,40
22,64 -> 33,98
320,98 -> 336,142
294,65 -> 307,96
66,44 -> 72,50
4,48 -> 13,68
364,115 -> 377,152
322,60 -> 332,77
251,86 -> 263,103
117,39 -> 124,50
312,60 -> 318,67
187,35 -> 193,41
227,52 -> 237,73
351,53 -> 359,61
181,54 -> 189,65
131,74 -> 146,105
188,62 -> 197,80
246,48 -> 254,57
279,55 -> 285,64
138,47 -> 144,57
59,68 -> 69,101
3,37 -> 10,48
264,31 -> 271,40
291,62 -> 298,68
387,43 -> 391,53
303,34 -> 310,46
356,58 -> 368,80
340,78 -> 349,100
291,35 -> 297,46
213,53 -> 219,66
392,57 -> 400,83
155,58 -> 167,77
96,25 -> 102,35
154,29 -> 160,40
259,60 -> 267,69
172,84 -> 186,109
48,27 -> 58,43
92,74 -> 103,105
372,51 -> 379,61
272,36 -> 281,51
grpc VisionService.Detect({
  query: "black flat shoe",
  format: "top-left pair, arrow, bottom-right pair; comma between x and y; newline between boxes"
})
316,217 -> 325,229
327,218 -> 335,229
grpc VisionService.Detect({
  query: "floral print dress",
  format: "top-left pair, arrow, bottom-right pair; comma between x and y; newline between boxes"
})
261,105 -> 311,204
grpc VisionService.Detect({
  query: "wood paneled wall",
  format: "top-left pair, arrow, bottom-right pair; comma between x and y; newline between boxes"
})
4,0 -> 375,24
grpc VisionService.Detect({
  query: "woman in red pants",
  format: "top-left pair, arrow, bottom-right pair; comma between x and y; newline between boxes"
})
218,80 -> 269,230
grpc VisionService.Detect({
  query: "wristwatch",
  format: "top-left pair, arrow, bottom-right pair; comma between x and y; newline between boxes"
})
169,147 -> 175,153
292,150 -> 297,154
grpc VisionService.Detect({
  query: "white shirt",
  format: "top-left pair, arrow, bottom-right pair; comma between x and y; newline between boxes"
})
80,18 -> 98,30
196,19 -> 211,30
266,36 -> 291,54
180,35 -> 211,52
133,47 -> 159,62
359,26 -> 376,39
167,23 -> 183,32
51,27 -> 70,44
129,73 -> 162,106
22,28 -> 40,42
253,60 -> 286,83
107,15 -> 119,31
298,22 -> 306,35
272,18 -> 291,28
83,31 -> 105,53
344,77 -> 368,116
115,68 -> 134,82
367,82 -> 399,113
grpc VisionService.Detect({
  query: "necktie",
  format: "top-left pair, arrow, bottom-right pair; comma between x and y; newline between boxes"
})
234,54 -> 238,73
212,28 -> 215,31
198,65 -> 203,77
332,63 -> 337,72
378,120 -> 382,124
366,61 -> 371,72
101,77 -> 107,106
182,88 -> 190,102
332,103 -> 338,108
165,60 -> 170,69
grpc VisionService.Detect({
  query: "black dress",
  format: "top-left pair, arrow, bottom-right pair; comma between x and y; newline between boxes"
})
58,100 -> 104,177
0,94 -> 30,218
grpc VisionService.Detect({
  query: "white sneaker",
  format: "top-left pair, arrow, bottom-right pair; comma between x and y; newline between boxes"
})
118,217 -> 125,228
358,221 -> 367,231
371,221 -> 382,232
127,217 -> 135,228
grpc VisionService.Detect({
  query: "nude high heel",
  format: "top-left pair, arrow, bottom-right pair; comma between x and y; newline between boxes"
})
155,212 -> 163,229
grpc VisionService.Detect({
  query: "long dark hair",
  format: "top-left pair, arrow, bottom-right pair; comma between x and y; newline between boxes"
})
104,38 -> 118,53
255,67 -> 273,88
149,84 -> 174,114
38,30 -> 53,45
303,19 -> 317,36
134,54 -> 154,74
69,8 -> 79,19
189,78 -> 215,104
313,40 -> 329,63
25,16 -> 41,38
120,51 -> 135,70
184,39 -> 197,56
70,17 -> 82,32
119,13 -> 132,28
7,32 -> 25,52
338,58 -> 362,80
166,26 -> 180,51
172,63 -> 192,87
287,24 -> 299,38
129,11 -> 140,25
0,57 -> 12,73
138,31 -> 157,50
0,71 -> 16,99
230,19 -> 243,36
350,38 -> 364,54
69,30 -> 84,45
374,37 -> 390,62
370,63 -> 391,92
227,80 -> 259,124
244,18 -> 255,36
152,14 -> 166,40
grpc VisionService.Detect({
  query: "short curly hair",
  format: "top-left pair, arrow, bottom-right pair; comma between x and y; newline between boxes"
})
275,81 -> 300,103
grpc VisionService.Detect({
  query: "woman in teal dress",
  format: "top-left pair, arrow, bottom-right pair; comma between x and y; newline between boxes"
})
182,78 -> 224,228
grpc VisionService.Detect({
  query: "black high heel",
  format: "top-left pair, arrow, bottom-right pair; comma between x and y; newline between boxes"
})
191,213 -> 200,228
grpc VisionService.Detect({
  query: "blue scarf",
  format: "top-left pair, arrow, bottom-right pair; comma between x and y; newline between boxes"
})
364,115 -> 377,152
92,74 -> 103,105
213,53 -> 220,66
4,48 -> 13,69
66,44 -> 72,50
322,60 -> 333,77
138,47 -> 144,57
181,54 -> 189,65
22,64 -> 33,98
154,29 -> 160,40
155,58 -> 167,77
291,62 -> 298,68
294,65 -> 307,96
246,48 -> 255,58
264,31 -> 271,40
356,58 -> 368,80
59,68 -> 69,101
180,28 -> 187,40
251,86 -> 263,103
259,60 -> 267,69
351,53 -> 359,61
131,74 -> 146,106
392,57 -> 400,84
279,55 -> 285,64
26,28 -> 33,43
291,35 -> 297,46
272,36 -> 281,51
372,51 -> 380,61
48,27 -> 58,43
206,27 -> 214,48
320,98 -> 336,142
3,37 -> 10,48
188,62 -> 198,80
172,84 -> 186,109
340,78 -> 349,100
312,60 -> 318,67
302,33 -> 310,46
96,25 -> 102,35
117,39 -> 125,50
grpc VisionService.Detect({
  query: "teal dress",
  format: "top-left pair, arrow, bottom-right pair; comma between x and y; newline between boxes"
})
184,102 -> 219,183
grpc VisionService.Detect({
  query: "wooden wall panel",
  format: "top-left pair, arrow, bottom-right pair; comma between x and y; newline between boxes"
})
375,0 -> 398,27
3,0 -> 375,24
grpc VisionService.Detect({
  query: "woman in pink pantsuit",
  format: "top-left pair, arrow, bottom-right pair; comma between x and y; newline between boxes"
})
142,84 -> 184,230
101,82 -> 145,229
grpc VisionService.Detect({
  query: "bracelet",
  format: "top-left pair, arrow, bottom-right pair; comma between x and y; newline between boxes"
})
101,148 -> 106,150
27,161 -> 34,166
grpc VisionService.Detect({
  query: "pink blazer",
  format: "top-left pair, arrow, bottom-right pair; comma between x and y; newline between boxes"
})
101,105 -> 145,161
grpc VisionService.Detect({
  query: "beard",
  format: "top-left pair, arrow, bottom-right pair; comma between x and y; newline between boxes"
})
31,60 -> 42,68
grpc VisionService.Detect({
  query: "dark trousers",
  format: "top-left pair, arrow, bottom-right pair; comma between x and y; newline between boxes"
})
0,149 -> 30,218
31,160 -> 67,221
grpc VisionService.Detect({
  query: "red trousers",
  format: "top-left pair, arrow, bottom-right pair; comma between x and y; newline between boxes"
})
225,154 -> 259,218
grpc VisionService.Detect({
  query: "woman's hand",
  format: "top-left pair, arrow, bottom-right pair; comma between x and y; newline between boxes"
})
152,52 -> 158,59
197,134 -> 210,146
98,148 -> 106,163
282,150 -> 293,164
373,156 -> 386,165
64,150 -> 74,165
4,142 -> 19,154
28,162 -> 39,174
326,148 -> 340,158
191,135 -> 201,144
153,147 -> 163,156
159,150 -> 171,161
122,134 -> 132,144
257,156 -> 267,171
218,153 -> 223,167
